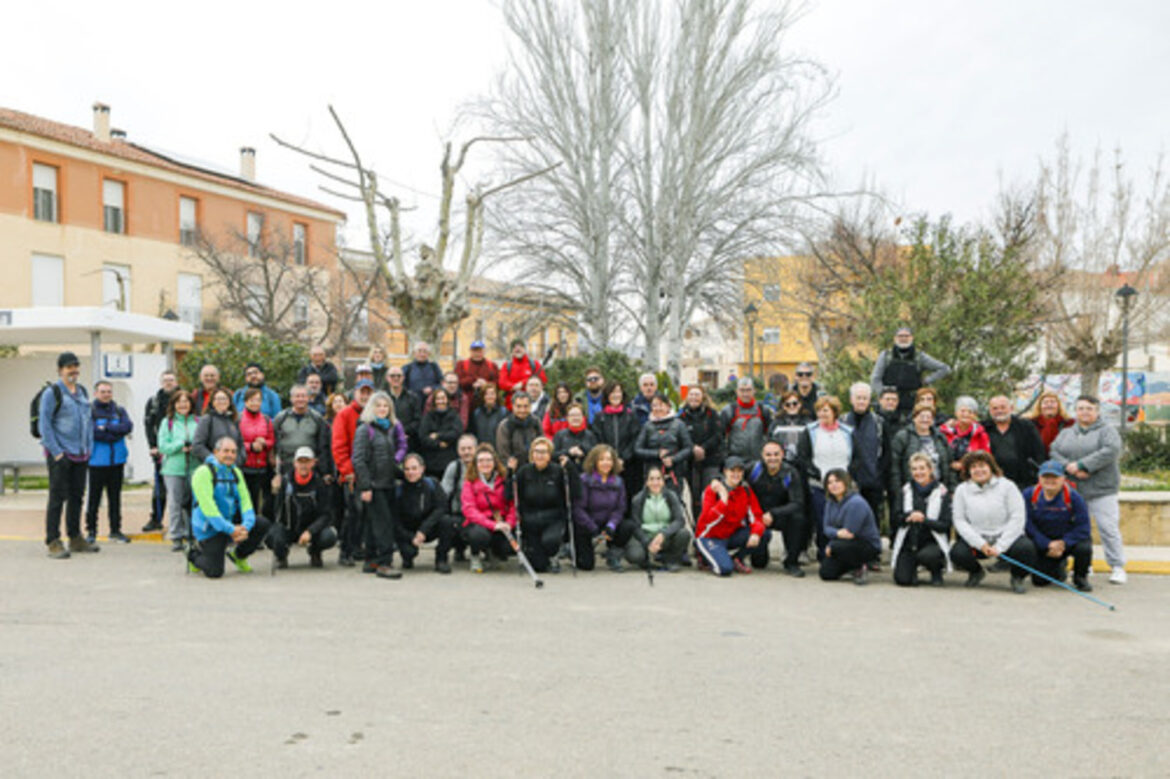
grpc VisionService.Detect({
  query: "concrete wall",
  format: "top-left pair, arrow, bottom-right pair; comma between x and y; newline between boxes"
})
1115,495 -> 1170,546
0,353 -> 167,483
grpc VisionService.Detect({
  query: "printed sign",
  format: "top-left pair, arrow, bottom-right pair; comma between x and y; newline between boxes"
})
103,353 -> 133,379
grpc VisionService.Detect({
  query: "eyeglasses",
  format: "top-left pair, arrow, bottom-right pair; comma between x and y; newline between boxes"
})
783,401 -> 800,408
586,376 -> 602,382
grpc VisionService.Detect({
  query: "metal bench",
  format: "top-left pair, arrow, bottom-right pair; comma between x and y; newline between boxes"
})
0,461 -> 44,494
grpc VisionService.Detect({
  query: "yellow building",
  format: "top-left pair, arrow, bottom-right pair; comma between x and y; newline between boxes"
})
740,255 -> 820,380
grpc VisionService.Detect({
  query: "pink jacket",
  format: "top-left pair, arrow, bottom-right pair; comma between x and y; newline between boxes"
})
460,476 -> 517,530
238,409 -> 274,470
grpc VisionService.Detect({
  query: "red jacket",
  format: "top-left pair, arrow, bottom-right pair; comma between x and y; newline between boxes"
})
238,409 -> 274,470
542,411 -> 569,440
331,400 -> 363,479
460,476 -> 517,530
940,421 -> 991,458
456,358 -> 499,408
498,354 -> 547,410
696,481 -> 765,540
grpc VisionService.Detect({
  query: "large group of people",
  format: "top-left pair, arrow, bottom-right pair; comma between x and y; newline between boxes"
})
36,328 -> 1128,592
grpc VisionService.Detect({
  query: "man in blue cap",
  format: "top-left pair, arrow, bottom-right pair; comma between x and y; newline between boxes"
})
456,339 -> 499,413
1023,460 -> 1093,592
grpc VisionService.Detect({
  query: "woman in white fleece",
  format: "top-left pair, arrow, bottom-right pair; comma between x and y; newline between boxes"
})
948,450 -> 1039,594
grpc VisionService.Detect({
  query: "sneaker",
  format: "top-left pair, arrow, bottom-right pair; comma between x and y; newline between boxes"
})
1073,575 -> 1093,592
338,554 -> 356,568
187,560 -> 201,574
375,565 -> 402,580
226,550 -> 253,573
783,563 -> 806,578
679,553 -> 694,568
141,520 -> 163,532
605,549 -> 624,573
171,540 -> 186,553
1010,575 -> 1027,594
470,554 -> 485,574
548,559 -> 561,574
1109,567 -> 1127,585
84,533 -> 97,546
47,539 -> 71,559
361,560 -> 379,574
929,571 -> 944,587
68,536 -> 100,554
109,531 -> 131,544
989,559 -> 1009,573
853,566 -> 869,586
309,550 -> 323,568
964,567 -> 986,588
867,561 -> 881,573
733,558 -> 752,575
434,559 -> 452,575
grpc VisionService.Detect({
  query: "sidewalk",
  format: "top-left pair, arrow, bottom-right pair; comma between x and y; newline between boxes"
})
3,489 -> 1168,575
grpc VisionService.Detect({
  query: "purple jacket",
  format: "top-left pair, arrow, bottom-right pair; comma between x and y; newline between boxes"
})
573,472 -> 627,535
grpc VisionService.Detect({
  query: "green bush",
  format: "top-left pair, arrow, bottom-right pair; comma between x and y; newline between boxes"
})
1122,424 -> 1170,472
179,333 -> 307,401
545,348 -> 647,398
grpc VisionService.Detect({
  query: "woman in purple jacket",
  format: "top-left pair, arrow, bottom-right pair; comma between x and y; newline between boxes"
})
572,444 -> 631,572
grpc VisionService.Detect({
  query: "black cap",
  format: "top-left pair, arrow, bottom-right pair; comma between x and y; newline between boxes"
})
57,351 -> 80,369
724,456 -> 746,471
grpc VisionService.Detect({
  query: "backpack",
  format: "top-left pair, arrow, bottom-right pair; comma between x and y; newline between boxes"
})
725,402 -> 764,435
30,382 -> 83,439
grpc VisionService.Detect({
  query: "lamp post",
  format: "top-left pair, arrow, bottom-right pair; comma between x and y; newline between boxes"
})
744,302 -> 759,381
1115,283 -> 1138,436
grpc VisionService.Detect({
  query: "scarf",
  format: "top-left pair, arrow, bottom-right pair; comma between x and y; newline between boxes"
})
373,417 -> 390,431
604,405 -> 625,415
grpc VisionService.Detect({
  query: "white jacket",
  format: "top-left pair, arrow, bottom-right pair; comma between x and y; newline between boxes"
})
952,476 -> 1025,551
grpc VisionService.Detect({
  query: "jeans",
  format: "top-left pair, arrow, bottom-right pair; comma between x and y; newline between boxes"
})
695,526 -> 756,576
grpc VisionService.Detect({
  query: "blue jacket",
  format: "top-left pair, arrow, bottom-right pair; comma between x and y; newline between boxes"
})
1023,484 -> 1091,548
89,399 -> 132,467
232,384 -> 282,419
631,394 -> 654,426
823,491 -> 882,553
41,381 -> 92,460
190,455 -> 257,541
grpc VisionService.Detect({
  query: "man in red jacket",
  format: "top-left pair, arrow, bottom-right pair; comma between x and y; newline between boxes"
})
456,340 -> 499,412
695,457 -> 765,576
498,339 -> 546,411
331,379 -> 374,566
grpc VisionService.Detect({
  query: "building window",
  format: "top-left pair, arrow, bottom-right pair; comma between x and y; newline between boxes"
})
293,223 -> 307,265
350,296 -> 369,343
103,179 -> 125,234
475,319 -> 484,341
31,254 -> 64,306
762,327 -> 780,344
177,273 -> 203,329
246,212 -> 264,258
179,197 -> 198,246
294,293 -> 310,325
33,163 -> 58,223
763,283 -> 781,302
102,264 -> 131,311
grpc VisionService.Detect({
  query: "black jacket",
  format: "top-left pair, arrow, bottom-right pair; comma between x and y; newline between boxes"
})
388,388 -> 423,446
298,361 -> 340,396
634,414 -> 694,476
552,426 -> 598,467
982,415 -> 1046,488
889,427 -> 954,495
353,422 -> 403,491
192,411 -> 242,463
747,461 -> 806,526
144,387 -> 175,449
276,471 -> 333,537
844,409 -> 886,490
470,404 -> 507,446
679,404 -> 723,468
512,461 -> 574,522
396,476 -> 448,536
419,408 -> 463,477
590,408 -> 640,466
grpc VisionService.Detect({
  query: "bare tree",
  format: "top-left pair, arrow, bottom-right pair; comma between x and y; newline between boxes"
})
272,108 -> 557,350
1034,135 -> 1170,389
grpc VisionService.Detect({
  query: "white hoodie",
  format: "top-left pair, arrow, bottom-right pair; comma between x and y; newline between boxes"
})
951,476 -> 1025,551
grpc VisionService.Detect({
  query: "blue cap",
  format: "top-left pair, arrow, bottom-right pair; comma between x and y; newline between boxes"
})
354,379 -> 375,391
470,340 -> 485,349
1038,460 -> 1064,477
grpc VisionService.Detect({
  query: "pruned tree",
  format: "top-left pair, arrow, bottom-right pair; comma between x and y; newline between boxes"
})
272,108 -> 557,350
1033,134 -> 1170,390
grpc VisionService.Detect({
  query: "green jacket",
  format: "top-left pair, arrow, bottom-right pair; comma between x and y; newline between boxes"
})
157,414 -> 199,477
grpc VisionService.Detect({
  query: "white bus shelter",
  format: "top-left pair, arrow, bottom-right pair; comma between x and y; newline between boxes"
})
0,307 -> 194,484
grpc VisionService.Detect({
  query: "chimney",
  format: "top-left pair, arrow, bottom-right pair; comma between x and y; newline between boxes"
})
110,128 -> 127,141
239,146 -> 256,182
93,102 -> 111,143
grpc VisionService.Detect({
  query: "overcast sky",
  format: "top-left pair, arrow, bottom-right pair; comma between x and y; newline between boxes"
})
4,0 -> 1167,253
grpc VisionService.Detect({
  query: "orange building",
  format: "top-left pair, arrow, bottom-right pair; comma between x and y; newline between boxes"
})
0,102 -> 344,339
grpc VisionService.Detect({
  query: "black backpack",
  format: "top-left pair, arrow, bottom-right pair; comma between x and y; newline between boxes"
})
30,382 -> 64,439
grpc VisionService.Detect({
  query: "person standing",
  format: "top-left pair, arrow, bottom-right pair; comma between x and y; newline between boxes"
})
1026,390 -> 1074,457
385,366 -> 423,451
1049,395 -> 1127,585
142,369 -> 178,532
232,362 -> 281,419
792,363 -> 824,420
368,345 -> 389,391
272,385 -> 331,481
189,364 -> 222,417
680,386 -> 723,519
496,392 -> 542,471
85,381 -> 133,544
401,341 -> 444,399
498,339 -> 547,411
331,379 -> 375,566
157,390 -> 198,552
720,378 -> 772,463
843,382 -> 885,530
590,382 -> 641,492
191,388 -> 242,463
298,345 -> 340,396
526,377 -> 550,422
456,340 -> 499,413
984,395 -> 1046,488
634,393 -> 693,493
470,383 -> 507,446
419,387 -> 464,478
40,352 -> 96,558
552,404 -> 597,469
939,396 -> 991,477
632,374 -> 659,426
575,366 -> 607,424
869,326 -> 952,420
353,391 -> 408,579
186,437 -> 272,579
1024,460 -> 1093,592
796,396 -> 854,559
542,382 -> 575,440
304,373 -> 327,415
237,387 -> 275,521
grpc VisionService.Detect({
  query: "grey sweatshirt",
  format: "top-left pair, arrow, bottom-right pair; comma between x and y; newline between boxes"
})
1048,419 -> 1122,499
951,476 -> 1026,551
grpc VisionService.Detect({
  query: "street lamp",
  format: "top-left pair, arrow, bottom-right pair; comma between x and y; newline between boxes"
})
744,302 -> 759,381
1116,283 -> 1138,436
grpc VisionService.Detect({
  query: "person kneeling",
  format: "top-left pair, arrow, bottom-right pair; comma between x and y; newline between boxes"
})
269,447 -> 338,569
626,467 -> 691,572
396,453 -> 456,574
695,457 -> 765,576
891,453 -> 951,587
949,451 -> 1037,594
819,469 -> 882,585
188,437 -> 271,578
571,444 -> 629,572
460,445 -> 517,573
1024,460 -> 1093,592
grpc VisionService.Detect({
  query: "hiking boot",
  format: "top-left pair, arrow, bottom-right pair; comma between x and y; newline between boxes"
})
548,559 -> 561,574
929,570 -> 945,587
338,554 -> 355,567
401,555 -> 415,570
226,550 -> 253,573
171,540 -> 186,553
309,550 -> 323,568
47,539 -> 71,559
275,556 -> 289,570
85,533 -> 97,545
1073,575 -> 1092,592
783,563 -> 806,578
454,548 -> 467,563
965,567 -> 986,588
733,558 -> 752,575
989,559 -> 1009,573
853,566 -> 869,586
434,559 -> 452,575
605,549 -> 624,573
470,554 -> 485,574
375,565 -> 402,580
361,560 -> 379,574
69,536 -> 100,554
1010,575 -> 1027,594
141,520 -> 163,532
109,531 -> 131,544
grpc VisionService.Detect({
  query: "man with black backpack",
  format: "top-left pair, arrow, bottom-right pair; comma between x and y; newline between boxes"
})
142,370 -> 178,532
36,352 -> 97,559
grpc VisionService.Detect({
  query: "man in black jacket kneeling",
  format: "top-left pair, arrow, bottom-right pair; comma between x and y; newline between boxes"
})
270,446 -> 338,569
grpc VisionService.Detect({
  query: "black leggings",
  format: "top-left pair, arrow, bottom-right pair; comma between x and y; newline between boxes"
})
365,488 -> 398,566
191,516 -> 272,579
893,541 -> 945,586
819,537 -> 879,580
519,509 -> 566,573
950,537 -> 1038,578
1033,539 -> 1092,583
462,524 -> 513,559
573,518 -> 635,571
269,523 -> 338,561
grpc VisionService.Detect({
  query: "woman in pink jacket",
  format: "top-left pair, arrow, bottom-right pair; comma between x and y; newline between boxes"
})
238,387 -> 275,520
460,443 -> 517,573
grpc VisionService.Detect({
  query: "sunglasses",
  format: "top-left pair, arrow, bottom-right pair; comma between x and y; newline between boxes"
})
783,401 -> 800,408
586,376 -> 602,382
795,372 -> 812,377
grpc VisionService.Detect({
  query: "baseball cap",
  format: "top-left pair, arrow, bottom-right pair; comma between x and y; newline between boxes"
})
57,351 -> 80,368
355,363 -> 372,374
724,456 -> 746,471
354,379 -> 375,390
1038,460 -> 1064,477
470,340 -> 485,349
294,446 -> 315,461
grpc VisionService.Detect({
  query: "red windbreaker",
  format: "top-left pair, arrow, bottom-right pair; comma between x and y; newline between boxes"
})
331,400 -> 363,479
696,481 -> 765,540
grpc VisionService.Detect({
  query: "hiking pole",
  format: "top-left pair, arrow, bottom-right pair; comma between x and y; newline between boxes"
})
502,527 -> 544,589
644,542 -> 655,587
512,477 -> 524,578
562,466 -> 577,577
998,552 -> 1117,611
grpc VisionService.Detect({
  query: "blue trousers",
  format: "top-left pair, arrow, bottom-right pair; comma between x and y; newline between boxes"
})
695,526 -> 759,576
